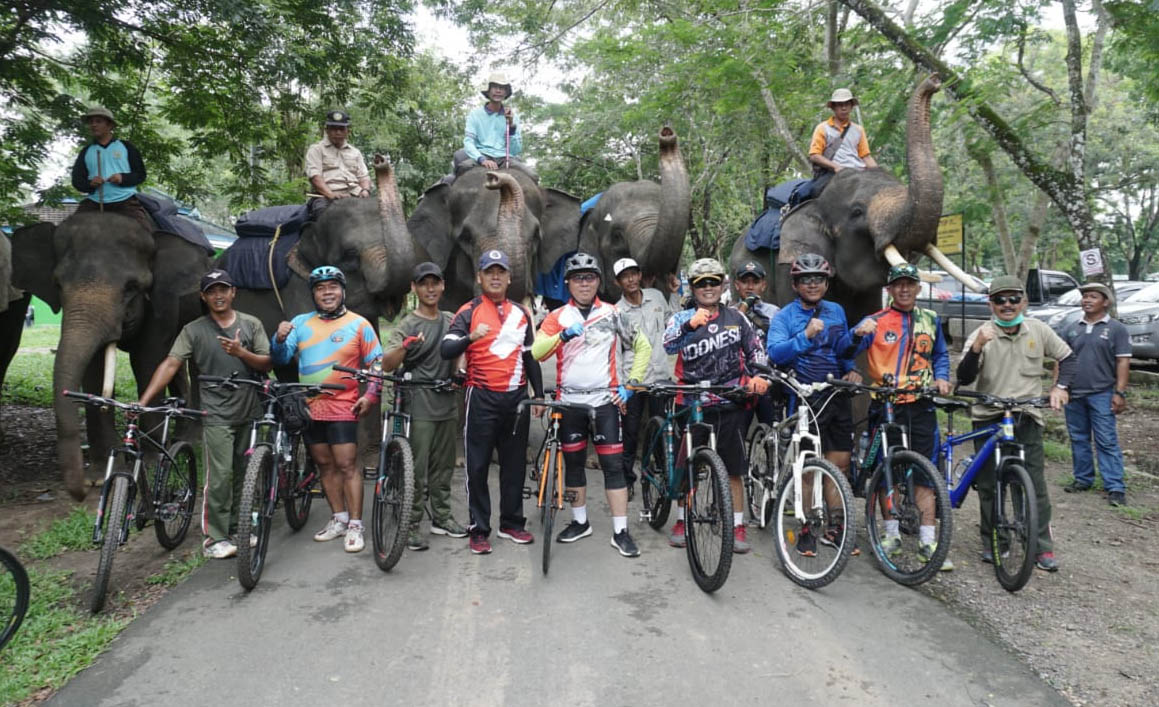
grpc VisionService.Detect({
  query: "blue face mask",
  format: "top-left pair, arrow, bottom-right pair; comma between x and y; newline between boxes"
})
993,313 -> 1024,328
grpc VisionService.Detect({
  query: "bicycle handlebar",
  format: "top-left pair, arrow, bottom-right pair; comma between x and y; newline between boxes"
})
198,374 -> 343,396
516,398 -> 598,420
62,390 -> 207,419
332,365 -> 455,391
823,374 -> 940,400
948,389 -> 1050,408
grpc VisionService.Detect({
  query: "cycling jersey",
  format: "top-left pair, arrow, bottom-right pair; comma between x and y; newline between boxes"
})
663,306 -> 766,406
767,298 -> 856,384
442,295 -> 536,392
847,305 -> 949,400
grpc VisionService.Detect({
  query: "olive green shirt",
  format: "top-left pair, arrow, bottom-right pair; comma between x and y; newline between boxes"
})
962,318 -> 1072,425
385,311 -> 455,422
169,312 -> 270,426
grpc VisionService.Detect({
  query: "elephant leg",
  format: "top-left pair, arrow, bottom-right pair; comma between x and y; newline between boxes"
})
82,353 -> 117,488
0,294 -> 30,442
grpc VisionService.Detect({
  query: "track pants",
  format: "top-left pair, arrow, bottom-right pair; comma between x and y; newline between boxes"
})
201,423 -> 249,544
463,387 -> 529,536
973,415 -> 1053,554
410,418 -> 458,527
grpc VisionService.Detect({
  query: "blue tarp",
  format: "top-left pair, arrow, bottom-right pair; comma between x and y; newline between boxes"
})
580,193 -> 602,215
743,179 -> 809,252
219,205 -> 309,290
536,250 -> 577,303
136,192 -> 214,254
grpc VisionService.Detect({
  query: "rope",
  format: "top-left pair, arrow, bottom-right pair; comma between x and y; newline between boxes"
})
268,223 -> 284,314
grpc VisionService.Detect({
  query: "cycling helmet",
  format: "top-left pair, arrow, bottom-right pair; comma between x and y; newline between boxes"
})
564,252 -> 601,279
789,253 -> 833,278
309,265 -> 347,289
688,257 -> 726,283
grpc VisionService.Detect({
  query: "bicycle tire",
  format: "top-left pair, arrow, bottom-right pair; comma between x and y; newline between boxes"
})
153,441 -> 197,550
0,547 -> 30,652
372,437 -> 414,572
771,458 -> 856,589
541,445 -> 558,576
283,434 -> 314,531
864,450 -> 953,587
992,462 -> 1038,592
745,424 -> 773,526
685,448 -> 734,593
639,416 -> 671,530
92,474 -> 129,613
236,445 -> 274,590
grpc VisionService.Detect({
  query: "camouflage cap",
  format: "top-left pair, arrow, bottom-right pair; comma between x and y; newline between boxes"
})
886,262 -> 919,284
688,257 -> 726,283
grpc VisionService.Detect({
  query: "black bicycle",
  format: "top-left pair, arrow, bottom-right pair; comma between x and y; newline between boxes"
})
63,390 -> 204,612
0,546 -> 30,652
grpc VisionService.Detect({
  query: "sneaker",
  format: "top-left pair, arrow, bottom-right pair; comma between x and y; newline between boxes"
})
204,540 -> 237,559
980,548 -> 1011,564
610,529 -> 641,557
1107,491 -> 1126,507
431,518 -> 468,538
919,542 -> 954,571
313,518 -> 348,542
796,527 -> 817,557
556,520 -> 593,543
407,527 -> 430,551
733,525 -> 751,554
1035,551 -> 1059,572
879,534 -> 902,557
497,527 -> 534,544
344,525 -> 365,553
1064,481 -> 1093,493
469,533 -> 492,555
820,524 -> 844,548
668,520 -> 686,548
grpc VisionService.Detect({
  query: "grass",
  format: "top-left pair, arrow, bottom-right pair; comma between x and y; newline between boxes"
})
1043,437 -> 1072,463
3,325 -> 138,408
146,550 -> 206,588
1114,504 -> 1156,522
18,506 -> 96,560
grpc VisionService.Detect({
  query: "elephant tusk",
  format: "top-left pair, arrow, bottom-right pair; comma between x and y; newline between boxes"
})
918,270 -> 942,283
101,343 -> 117,397
882,244 -> 907,267
924,244 -> 987,293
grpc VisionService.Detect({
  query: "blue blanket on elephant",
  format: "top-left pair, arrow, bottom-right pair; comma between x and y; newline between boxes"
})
136,192 -> 214,254
743,179 -> 809,252
220,205 -> 308,290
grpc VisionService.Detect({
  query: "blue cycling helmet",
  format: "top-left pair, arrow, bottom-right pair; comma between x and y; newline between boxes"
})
308,265 -> 346,289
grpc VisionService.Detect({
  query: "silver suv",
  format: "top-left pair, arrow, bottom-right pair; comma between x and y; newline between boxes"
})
1117,283 -> 1159,361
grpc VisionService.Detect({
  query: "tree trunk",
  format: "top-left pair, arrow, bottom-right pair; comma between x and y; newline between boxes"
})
751,67 -> 810,171
969,147 -> 1016,275
825,0 -> 841,77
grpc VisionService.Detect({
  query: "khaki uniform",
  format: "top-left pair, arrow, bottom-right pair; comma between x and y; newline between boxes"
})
304,138 -> 369,197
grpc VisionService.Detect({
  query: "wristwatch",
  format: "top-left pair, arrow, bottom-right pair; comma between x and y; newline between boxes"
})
1114,389 -> 1128,398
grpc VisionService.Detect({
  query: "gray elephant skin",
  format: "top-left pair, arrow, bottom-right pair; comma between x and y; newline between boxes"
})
13,212 -> 211,500
0,233 -> 32,441
578,127 -> 690,301
407,165 -> 580,307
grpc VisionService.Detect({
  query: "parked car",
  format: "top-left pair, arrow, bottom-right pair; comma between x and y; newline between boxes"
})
929,268 -> 1078,322
1115,283 -> 1159,361
1045,281 -> 1150,334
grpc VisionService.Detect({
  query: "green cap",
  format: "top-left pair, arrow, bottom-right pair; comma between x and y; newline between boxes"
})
886,263 -> 919,284
987,275 -> 1024,295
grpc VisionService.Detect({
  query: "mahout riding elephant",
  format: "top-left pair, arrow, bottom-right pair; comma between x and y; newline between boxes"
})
577,127 -> 690,301
0,233 -> 32,441
729,75 -> 983,326
12,212 -> 211,500
407,164 -> 580,308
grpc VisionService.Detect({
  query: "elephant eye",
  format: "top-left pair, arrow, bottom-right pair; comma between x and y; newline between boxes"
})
850,205 -> 864,218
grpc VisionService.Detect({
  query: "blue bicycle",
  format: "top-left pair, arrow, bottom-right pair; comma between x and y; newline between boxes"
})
931,390 -> 1051,592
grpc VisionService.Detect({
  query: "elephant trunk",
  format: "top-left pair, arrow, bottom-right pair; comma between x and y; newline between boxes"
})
641,127 -> 690,280
372,155 -> 415,295
484,171 -> 530,300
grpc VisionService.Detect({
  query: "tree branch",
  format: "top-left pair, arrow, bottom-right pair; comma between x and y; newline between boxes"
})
749,66 -> 810,171
512,0 -> 613,61
1015,24 -> 1060,105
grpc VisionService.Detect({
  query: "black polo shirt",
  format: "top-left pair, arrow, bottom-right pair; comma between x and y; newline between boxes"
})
1060,314 -> 1131,398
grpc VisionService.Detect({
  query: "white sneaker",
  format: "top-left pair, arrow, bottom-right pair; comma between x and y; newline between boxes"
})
344,524 -> 365,553
314,518 -> 348,542
204,540 -> 237,559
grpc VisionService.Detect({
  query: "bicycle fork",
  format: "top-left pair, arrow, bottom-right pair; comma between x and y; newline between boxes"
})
92,453 -> 139,546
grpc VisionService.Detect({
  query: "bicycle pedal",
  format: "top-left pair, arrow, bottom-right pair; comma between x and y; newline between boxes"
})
362,466 -> 376,480
522,486 -> 534,500
638,509 -> 653,522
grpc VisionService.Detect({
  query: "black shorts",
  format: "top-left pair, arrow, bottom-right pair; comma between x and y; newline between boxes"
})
685,404 -> 747,477
561,403 -> 626,490
810,392 -> 853,453
303,420 -> 359,446
869,401 -> 937,460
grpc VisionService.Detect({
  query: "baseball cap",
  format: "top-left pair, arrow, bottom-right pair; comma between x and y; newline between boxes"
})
412,262 -> 444,282
324,110 -> 350,127
735,261 -> 767,280
987,275 -> 1025,295
1078,282 -> 1113,301
200,269 -> 235,292
886,263 -> 919,284
613,257 -> 640,277
478,249 -> 511,271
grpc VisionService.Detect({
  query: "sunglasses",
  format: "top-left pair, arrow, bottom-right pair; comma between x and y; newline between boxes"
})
692,278 -> 723,289
569,273 -> 599,283
990,294 -> 1023,306
794,275 -> 828,286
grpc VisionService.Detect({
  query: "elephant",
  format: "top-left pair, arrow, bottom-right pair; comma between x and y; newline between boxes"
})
730,75 -> 983,327
0,233 -> 31,441
12,212 -> 212,500
407,163 -> 581,308
578,126 -> 690,301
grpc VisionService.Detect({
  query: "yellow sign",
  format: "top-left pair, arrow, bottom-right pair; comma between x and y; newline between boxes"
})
937,213 -> 963,255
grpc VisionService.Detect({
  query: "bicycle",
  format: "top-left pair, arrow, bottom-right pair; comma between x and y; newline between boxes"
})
334,365 -> 441,572
200,374 -> 340,590
931,390 -> 1051,592
0,546 -> 30,652
63,390 -> 205,612
743,364 -> 857,589
635,381 -> 736,593
517,394 -> 595,576
828,376 -> 953,587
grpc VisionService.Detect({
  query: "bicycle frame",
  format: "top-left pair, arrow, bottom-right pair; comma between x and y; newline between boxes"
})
937,407 -> 1025,509
537,411 -> 565,510
655,394 -> 716,501
92,412 -> 180,545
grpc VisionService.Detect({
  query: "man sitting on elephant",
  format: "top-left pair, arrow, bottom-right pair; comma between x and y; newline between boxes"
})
305,110 -> 372,219
797,88 -> 879,203
70,105 -> 152,233
450,72 -> 534,180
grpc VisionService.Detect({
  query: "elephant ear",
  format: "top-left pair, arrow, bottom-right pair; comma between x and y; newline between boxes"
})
296,221 -> 326,268
539,188 -> 581,275
150,233 -> 210,326
407,183 -> 453,269
776,202 -> 833,266
11,222 -> 60,312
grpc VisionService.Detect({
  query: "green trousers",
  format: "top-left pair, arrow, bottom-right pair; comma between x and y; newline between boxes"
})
972,415 -> 1053,554
409,418 -> 457,526
202,424 -> 250,544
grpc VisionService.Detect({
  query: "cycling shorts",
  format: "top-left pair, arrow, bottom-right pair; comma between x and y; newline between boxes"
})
560,403 -> 626,490
811,392 -> 853,453
684,404 -> 747,477
304,420 -> 359,446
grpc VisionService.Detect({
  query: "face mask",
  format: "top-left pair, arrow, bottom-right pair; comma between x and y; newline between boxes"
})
993,313 -> 1024,328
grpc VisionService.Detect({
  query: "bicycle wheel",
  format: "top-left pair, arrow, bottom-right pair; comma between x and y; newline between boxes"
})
92,474 -> 129,613
639,416 -> 671,530
236,445 -> 274,590
153,441 -> 197,550
771,458 -> 856,589
372,437 -> 414,572
992,462 -> 1038,592
745,424 -> 773,526
685,448 -> 734,593
0,547 -> 30,652
283,433 -> 314,531
541,444 -> 558,576
864,450 -> 953,587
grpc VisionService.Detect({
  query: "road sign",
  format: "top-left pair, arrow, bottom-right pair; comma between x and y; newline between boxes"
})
1080,247 -> 1104,276
937,213 -> 963,255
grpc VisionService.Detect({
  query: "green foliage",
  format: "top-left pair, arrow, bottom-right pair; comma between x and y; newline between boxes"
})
19,506 -> 96,560
2,327 -> 140,408
146,550 -> 206,587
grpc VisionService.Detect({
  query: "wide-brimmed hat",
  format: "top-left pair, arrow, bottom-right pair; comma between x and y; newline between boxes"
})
1078,282 -> 1113,301
480,72 -> 513,99
987,275 -> 1025,295
324,110 -> 350,127
82,105 -> 115,124
826,88 -> 859,107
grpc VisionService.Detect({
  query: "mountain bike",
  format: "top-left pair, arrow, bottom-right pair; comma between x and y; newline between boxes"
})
0,546 -> 29,652
931,391 -> 1052,592
63,390 -> 205,612
828,377 -> 953,587
745,364 -> 856,589
201,375 -> 339,590
636,381 -> 736,593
